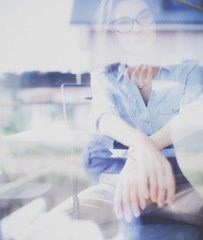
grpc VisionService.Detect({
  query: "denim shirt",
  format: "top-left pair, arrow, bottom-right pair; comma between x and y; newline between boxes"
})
89,60 -> 203,157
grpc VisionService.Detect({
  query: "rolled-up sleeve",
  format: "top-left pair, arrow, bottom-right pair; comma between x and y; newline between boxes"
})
88,69 -> 119,132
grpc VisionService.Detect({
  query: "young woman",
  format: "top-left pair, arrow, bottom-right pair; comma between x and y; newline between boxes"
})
83,0 -> 203,239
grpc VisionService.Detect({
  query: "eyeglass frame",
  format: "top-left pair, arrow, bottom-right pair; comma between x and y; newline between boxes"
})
110,8 -> 154,34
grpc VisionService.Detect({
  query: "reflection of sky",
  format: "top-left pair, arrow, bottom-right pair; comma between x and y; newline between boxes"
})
0,0 -> 89,73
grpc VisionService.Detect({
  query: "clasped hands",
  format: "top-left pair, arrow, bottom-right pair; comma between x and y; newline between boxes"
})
114,135 -> 176,222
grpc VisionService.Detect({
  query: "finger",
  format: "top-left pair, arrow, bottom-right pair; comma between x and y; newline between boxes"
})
122,183 -> 133,222
152,66 -> 160,80
131,64 -> 143,87
127,66 -> 137,85
130,184 -> 140,218
123,199 -> 133,222
138,169 -> 149,209
127,66 -> 134,79
132,162 -> 148,210
138,188 -> 146,210
148,168 -> 158,203
138,64 -> 148,88
151,159 -> 167,207
114,181 -> 123,219
164,162 -> 176,204
130,67 -> 138,85
114,194 -> 123,219
156,165 -> 166,207
146,65 -> 153,84
139,166 -> 149,200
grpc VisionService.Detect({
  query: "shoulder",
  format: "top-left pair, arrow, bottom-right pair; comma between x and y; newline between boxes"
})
169,59 -> 199,75
91,62 -> 121,79
163,59 -> 201,83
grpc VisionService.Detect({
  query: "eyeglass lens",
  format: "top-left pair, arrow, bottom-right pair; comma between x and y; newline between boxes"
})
113,10 -> 154,33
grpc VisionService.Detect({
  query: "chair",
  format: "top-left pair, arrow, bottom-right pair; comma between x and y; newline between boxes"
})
60,82 -> 92,219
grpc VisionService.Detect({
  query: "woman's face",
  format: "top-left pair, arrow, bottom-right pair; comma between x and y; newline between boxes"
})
113,0 -> 156,54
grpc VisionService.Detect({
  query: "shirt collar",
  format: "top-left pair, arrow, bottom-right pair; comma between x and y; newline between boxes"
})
116,62 -> 127,82
161,65 -> 171,72
116,63 -> 171,82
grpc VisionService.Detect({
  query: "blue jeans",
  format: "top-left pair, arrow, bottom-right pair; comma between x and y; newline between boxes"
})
82,136 -> 125,184
120,218 -> 203,240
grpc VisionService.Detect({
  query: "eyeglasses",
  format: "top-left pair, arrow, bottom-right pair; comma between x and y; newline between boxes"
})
111,9 -> 154,34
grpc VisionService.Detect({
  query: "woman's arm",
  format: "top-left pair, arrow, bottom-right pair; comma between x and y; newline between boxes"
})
99,113 -> 175,221
150,122 -> 172,150
129,63 -> 203,150
99,113 -> 145,147
150,94 -> 203,150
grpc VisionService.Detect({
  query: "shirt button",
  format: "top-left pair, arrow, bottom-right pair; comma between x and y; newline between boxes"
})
146,120 -> 150,124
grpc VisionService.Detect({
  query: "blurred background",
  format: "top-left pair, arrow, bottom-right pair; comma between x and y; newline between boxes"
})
0,0 -> 202,239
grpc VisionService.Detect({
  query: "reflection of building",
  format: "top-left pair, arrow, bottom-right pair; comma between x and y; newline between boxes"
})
70,0 -> 203,67
2,72 -> 90,89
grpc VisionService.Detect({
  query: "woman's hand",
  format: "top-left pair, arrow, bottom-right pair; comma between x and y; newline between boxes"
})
114,135 -> 176,222
127,64 -> 159,89
114,158 -> 141,222
127,65 -> 159,105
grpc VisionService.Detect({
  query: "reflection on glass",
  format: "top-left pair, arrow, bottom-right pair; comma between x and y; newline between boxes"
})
0,0 -> 202,239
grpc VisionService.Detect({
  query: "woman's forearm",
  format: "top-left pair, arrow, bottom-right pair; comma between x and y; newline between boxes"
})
99,112 -> 177,152
99,113 -> 146,148
99,113 -> 173,150
150,95 -> 203,150
150,122 -> 173,150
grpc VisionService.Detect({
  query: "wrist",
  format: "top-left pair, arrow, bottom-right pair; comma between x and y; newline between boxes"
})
150,134 -> 162,150
129,130 -> 147,148
128,133 -> 152,160
150,131 -> 172,150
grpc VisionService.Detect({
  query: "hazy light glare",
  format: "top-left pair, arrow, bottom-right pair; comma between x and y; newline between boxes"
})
0,0 -> 89,73
171,94 -> 203,144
